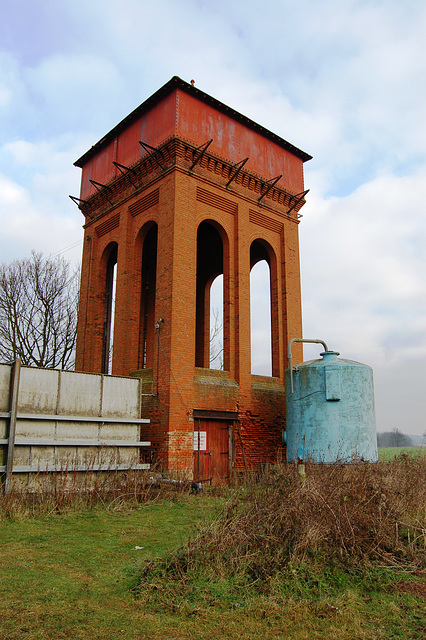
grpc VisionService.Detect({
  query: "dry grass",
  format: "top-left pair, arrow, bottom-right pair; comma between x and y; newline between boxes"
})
140,456 -> 426,587
0,466 -> 193,519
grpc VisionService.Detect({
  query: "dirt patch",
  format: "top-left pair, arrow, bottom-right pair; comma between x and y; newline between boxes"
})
386,580 -> 426,601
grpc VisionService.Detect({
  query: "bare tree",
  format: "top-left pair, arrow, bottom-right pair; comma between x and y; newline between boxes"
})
390,428 -> 412,447
210,306 -> 223,369
0,252 -> 79,369
377,428 -> 412,448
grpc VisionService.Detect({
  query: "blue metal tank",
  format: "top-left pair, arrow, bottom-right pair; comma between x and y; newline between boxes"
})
285,344 -> 378,463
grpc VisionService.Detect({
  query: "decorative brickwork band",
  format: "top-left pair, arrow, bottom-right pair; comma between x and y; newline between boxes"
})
129,189 -> 160,217
95,212 -> 120,237
249,210 -> 283,233
196,187 -> 237,215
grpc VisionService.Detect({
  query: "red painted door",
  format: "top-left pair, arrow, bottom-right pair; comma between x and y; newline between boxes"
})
193,419 -> 231,483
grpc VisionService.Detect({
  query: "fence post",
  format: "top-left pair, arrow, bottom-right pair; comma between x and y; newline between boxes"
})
4,358 -> 21,493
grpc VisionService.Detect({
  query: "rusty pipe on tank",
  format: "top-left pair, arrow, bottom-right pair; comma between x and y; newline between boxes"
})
287,338 -> 329,393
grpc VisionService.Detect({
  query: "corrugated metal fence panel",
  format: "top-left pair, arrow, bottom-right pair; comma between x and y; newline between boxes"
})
0,364 -> 150,480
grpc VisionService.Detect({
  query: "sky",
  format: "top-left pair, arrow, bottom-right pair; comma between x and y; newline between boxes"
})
0,0 -> 425,437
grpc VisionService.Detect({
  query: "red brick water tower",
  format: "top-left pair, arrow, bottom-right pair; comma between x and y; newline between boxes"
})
73,76 -> 311,480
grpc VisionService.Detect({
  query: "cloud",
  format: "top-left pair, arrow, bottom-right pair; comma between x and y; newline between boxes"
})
0,139 -> 84,264
0,170 -> 82,264
25,54 -> 130,137
301,166 -> 426,345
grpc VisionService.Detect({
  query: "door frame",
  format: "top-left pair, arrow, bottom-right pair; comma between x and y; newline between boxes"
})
192,410 -> 238,482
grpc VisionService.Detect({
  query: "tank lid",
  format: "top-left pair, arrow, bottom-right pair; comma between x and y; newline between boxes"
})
320,350 -> 340,362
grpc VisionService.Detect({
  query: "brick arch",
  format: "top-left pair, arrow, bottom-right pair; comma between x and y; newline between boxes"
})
195,219 -> 230,370
99,240 -> 119,268
135,219 -> 158,251
250,238 -> 279,377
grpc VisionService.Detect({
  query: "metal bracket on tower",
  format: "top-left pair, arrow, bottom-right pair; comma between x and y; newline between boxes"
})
258,174 -> 282,203
189,139 -> 213,170
113,161 -> 138,189
69,195 -> 87,209
139,141 -> 165,170
89,180 -> 113,205
113,161 -> 136,175
226,157 -> 249,187
287,189 -> 310,217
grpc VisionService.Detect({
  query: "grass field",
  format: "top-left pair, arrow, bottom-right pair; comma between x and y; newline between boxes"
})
0,460 -> 424,640
378,446 -> 426,461
0,498 -> 219,639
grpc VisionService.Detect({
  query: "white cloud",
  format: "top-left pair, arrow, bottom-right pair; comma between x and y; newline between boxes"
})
0,170 -> 82,265
0,138 -> 84,264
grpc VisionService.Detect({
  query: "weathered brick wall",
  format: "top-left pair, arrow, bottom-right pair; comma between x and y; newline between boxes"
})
236,410 -> 285,471
234,378 -> 286,470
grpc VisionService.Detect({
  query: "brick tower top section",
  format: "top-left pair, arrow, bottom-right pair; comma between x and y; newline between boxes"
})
75,76 -> 312,200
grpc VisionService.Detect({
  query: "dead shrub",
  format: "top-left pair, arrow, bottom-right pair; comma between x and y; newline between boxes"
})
0,465 -> 192,519
141,457 -> 426,584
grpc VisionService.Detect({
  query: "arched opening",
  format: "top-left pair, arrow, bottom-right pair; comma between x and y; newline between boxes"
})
250,240 -> 278,377
195,221 -> 226,369
101,243 -> 118,374
138,223 -> 158,369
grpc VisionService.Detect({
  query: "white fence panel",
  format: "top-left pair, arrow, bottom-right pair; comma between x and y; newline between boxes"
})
0,362 -> 150,488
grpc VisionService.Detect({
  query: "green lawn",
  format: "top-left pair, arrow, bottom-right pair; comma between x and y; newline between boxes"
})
0,499 -> 217,639
378,446 -> 426,461
0,492 -> 424,640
